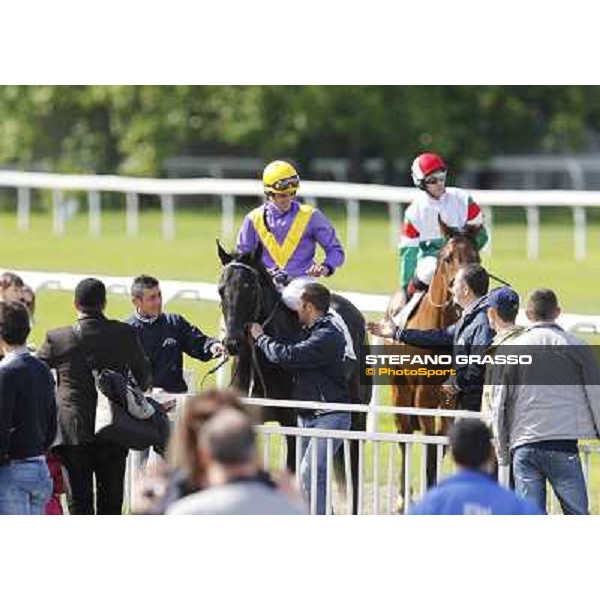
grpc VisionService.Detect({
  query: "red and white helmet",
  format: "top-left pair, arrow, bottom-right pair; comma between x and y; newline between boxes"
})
411,153 -> 447,188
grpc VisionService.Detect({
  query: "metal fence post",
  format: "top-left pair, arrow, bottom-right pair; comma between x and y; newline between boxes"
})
221,194 -> 235,242
52,189 -> 65,236
388,202 -> 401,250
17,187 -> 31,232
526,205 -> 540,260
88,190 -> 101,237
573,205 -> 586,261
347,199 -> 359,250
160,194 -> 176,241
126,192 -> 139,238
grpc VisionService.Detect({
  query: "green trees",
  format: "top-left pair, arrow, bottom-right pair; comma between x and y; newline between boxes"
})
0,85 -> 596,178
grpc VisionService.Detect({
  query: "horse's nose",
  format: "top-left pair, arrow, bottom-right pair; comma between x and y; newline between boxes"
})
224,337 -> 241,355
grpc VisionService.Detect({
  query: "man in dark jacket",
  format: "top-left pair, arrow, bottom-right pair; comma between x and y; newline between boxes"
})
369,264 -> 494,411
126,275 -> 226,393
250,283 -> 349,514
0,301 -> 56,514
37,278 -> 152,515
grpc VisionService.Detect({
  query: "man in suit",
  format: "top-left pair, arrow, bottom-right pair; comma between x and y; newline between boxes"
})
0,301 -> 57,514
38,278 -> 152,515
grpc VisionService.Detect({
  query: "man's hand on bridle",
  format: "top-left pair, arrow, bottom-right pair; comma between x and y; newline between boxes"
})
249,323 -> 264,340
210,342 -> 228,357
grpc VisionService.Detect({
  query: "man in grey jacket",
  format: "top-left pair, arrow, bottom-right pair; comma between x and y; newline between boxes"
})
492,289 -> 600,515
167,407 -> 305,515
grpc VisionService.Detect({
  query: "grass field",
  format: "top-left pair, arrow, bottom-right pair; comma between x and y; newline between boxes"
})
2,201 -> 600,512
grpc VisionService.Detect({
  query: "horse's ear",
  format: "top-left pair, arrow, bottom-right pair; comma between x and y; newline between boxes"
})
250,243 -> 263,265
216,239 -> 233,265
464,224 -> 482,240
438,215 -> 455,239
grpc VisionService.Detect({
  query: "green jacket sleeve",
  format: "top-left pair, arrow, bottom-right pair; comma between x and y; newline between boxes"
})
474,226 -> 489,250
399,245 -> 419,290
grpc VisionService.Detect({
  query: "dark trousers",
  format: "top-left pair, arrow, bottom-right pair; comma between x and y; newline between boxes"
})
56,440 -> 128,515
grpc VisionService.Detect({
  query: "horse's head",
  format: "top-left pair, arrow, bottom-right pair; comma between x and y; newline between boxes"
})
437,216 -> 481,282
217,240 -> 273,356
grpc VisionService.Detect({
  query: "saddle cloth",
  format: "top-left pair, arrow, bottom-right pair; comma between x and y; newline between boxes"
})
391,290 -> 426,330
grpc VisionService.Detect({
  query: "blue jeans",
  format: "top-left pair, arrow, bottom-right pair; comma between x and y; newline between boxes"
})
512,445 -> 589,515
298,411 -> 351,515
0,457 -> 53,515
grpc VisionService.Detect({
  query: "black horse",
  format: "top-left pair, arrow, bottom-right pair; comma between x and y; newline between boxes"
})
216,241 -> 372,513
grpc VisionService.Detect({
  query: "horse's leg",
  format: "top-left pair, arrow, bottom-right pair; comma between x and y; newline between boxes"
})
415,385 -> 439,490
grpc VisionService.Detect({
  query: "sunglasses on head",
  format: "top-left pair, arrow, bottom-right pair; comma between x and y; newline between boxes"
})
272,176 -> 299,192
424,171 -> 447,185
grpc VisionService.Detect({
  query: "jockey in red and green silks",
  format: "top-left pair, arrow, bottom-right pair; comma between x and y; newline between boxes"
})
399,153 -> 488,295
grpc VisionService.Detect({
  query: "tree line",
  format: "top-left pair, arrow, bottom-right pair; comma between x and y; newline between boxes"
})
0,86 -> 598,180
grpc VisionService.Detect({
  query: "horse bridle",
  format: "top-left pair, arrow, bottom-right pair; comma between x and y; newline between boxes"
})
220,261 -> 282,396
426,252 -> 513,310
426,257 -> 454,309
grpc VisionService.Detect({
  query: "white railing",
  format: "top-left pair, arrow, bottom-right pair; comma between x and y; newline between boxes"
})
1,169 -> 599,258
124,397 -> 600,515
4,267 -> 600,335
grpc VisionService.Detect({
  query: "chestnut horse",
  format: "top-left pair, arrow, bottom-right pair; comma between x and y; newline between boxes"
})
386,221 -> 481,507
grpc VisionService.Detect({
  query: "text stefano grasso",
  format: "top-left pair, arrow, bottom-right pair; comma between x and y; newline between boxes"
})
364,354 -> 532,366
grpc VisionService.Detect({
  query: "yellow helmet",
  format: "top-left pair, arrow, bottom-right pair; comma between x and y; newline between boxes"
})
262,160 -> 300,196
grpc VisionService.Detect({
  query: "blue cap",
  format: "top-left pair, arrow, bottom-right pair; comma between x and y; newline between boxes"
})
488,286 -> 519,312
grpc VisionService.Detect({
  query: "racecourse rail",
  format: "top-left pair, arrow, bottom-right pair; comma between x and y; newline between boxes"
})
125,396 -> 600,515
0,169 -> 599,259
4,267 -> 600,336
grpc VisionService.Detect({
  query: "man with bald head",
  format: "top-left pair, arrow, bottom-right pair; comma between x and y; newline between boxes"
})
167,407 -> 304,515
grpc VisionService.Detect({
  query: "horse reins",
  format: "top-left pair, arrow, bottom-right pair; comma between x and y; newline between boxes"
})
426,259 -> 454,309
222,261 -> 281,397
426,257 -> 512,310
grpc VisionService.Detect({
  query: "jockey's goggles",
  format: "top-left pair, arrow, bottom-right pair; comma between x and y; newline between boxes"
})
271,175 -> 300,192
423,171 -> 447,185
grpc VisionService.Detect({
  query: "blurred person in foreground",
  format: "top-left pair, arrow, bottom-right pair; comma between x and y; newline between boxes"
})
37,278 -> 152,515
126,275 -> 226,394
132,389 -> 302,514
493,289 -> 600,515
167,406 -> 305,515
0,301 -> 56,514
409,419 -> 540,515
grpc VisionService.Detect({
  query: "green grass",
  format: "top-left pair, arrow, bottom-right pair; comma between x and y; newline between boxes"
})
2,202 -> 600,513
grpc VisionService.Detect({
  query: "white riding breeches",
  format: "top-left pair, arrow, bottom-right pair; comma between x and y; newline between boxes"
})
280,276 -> 356,361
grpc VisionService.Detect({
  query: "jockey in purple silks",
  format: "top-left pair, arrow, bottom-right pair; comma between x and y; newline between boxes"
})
236,160 -> 354,360
237,160 -> 345,283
